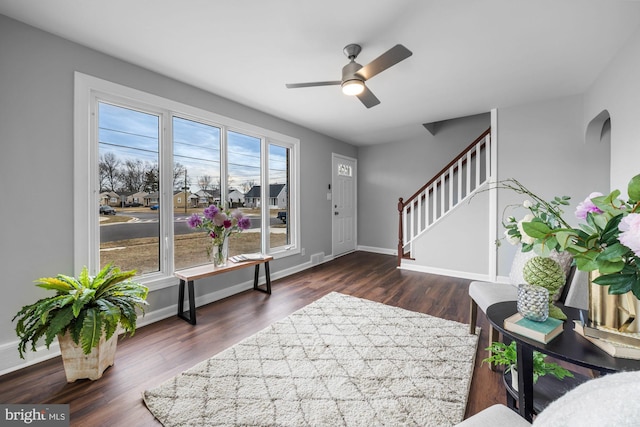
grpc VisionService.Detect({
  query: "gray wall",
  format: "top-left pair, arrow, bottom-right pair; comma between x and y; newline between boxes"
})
357,95 -> 610,280
357,113 -> 491,252
413,188 -> 491,276
0,15 -> 356,371
495,95 -> 610,276
585,26 -> 640,192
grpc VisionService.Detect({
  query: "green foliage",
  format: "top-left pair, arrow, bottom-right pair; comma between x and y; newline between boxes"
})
13,264 -> 148,358
553,187 -> 640,297
496,178 -> 570,253
628,174 -> 640,202
483,341 -> 574,383
501,174 -> 640,299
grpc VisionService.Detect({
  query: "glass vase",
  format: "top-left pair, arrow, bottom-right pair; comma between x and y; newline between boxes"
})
517,284 -> 549,322
212,238 -> 229,268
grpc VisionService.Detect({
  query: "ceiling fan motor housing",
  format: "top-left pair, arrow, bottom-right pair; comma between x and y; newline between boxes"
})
342,60 -> 364,82
342,44 -> 364,83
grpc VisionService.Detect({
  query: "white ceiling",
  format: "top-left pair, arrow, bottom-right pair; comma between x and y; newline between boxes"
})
1,0 -> 640,146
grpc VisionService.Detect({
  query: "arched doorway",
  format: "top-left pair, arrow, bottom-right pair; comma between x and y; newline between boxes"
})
585,110 -> 612,189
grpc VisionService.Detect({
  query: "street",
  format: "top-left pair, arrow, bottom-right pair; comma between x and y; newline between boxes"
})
100,212 -> 282,243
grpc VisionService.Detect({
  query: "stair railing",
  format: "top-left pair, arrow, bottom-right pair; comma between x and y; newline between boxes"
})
397,128 -> 492,266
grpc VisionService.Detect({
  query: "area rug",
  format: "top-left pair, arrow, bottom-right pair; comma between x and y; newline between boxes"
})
143,292 -> 479,426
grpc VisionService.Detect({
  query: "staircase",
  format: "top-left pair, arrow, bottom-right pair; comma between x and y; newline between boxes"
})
397,128 -> 492,266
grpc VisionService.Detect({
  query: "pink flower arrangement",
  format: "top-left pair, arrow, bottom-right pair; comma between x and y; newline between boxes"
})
619,213 -> 640,257
497,174 -> 640,298
188,205 -> 251,248
574,192 -> 604,220
519,174 -> 640,298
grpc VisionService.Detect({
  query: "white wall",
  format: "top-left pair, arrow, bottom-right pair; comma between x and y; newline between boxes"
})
585,26 -> 640,193
0,15 -> 356,373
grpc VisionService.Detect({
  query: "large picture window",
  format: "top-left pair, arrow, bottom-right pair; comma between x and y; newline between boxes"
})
98,102 -> 161,275
269,143 -> 291,250
75,73 -> 299,290
172,116 -> 222,271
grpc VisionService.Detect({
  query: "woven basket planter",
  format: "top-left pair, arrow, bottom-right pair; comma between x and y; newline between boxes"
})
58,331 -> 118,382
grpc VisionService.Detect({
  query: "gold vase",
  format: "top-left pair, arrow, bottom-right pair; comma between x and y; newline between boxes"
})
589,270 -> 640,333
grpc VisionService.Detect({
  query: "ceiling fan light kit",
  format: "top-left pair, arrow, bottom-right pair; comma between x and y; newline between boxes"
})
286,43 -> 412,108
341,79 -> 365,96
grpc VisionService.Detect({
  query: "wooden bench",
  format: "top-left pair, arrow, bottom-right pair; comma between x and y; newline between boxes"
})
174,256 -> 273,324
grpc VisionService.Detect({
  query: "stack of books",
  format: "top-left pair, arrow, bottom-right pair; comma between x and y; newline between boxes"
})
574,321 -> 640,360
229,253 -> 265,263
504,313 -> 564,344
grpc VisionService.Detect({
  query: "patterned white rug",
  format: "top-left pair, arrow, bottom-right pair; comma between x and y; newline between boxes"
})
143,292 -> 479,426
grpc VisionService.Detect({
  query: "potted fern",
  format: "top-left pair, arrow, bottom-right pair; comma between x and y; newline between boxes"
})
13,264 -> 148,382
483,341 -> 573,391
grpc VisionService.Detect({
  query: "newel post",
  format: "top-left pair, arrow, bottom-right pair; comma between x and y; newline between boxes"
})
397,198 -> 404,267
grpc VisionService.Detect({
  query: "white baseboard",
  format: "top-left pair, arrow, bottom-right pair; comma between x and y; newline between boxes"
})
0,338 -> 62,377
0,257 -> 326,376
1,253 -> 503,376
399,262 -> 495,282
357,245 -> 396,256
494,275 -> 511,284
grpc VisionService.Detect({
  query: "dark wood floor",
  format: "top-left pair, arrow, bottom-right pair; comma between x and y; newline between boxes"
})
0,252 -> 506,426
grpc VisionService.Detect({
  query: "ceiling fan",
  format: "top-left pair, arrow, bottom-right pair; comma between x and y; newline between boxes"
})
285,43 -> 412,108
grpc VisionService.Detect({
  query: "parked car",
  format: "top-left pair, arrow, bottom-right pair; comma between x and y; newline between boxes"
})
150,204 -> 159,210
99,205 -> 116,215
277,211 -> 287,223
124,202 -> 143,207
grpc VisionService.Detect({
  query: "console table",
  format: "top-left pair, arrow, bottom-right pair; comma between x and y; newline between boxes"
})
486,301 -> 640,421
174,256 -> 273,325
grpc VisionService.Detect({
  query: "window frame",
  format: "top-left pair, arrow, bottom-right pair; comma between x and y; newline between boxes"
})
74,72 -> 300,291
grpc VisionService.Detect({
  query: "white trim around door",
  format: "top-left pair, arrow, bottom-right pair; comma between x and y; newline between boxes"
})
331,153 -> 357,257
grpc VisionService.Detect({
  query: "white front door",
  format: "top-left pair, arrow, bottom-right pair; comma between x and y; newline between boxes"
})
332,153 -> 357,256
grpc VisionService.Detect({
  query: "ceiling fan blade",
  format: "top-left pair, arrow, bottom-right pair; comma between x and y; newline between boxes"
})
356,86 -> 380,108
285,81 -> 341,89
356,44 -> 412,81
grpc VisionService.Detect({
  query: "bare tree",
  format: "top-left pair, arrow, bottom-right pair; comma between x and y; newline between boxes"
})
240,180 -> 256,194
121,159 -> 146,192
144,164 -> 159,193
173,162 -> 187,191
198,175 -> 212,192
100,152 -> 121,191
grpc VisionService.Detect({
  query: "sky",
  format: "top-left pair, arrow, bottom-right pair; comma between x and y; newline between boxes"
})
98,102 -> 287,193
